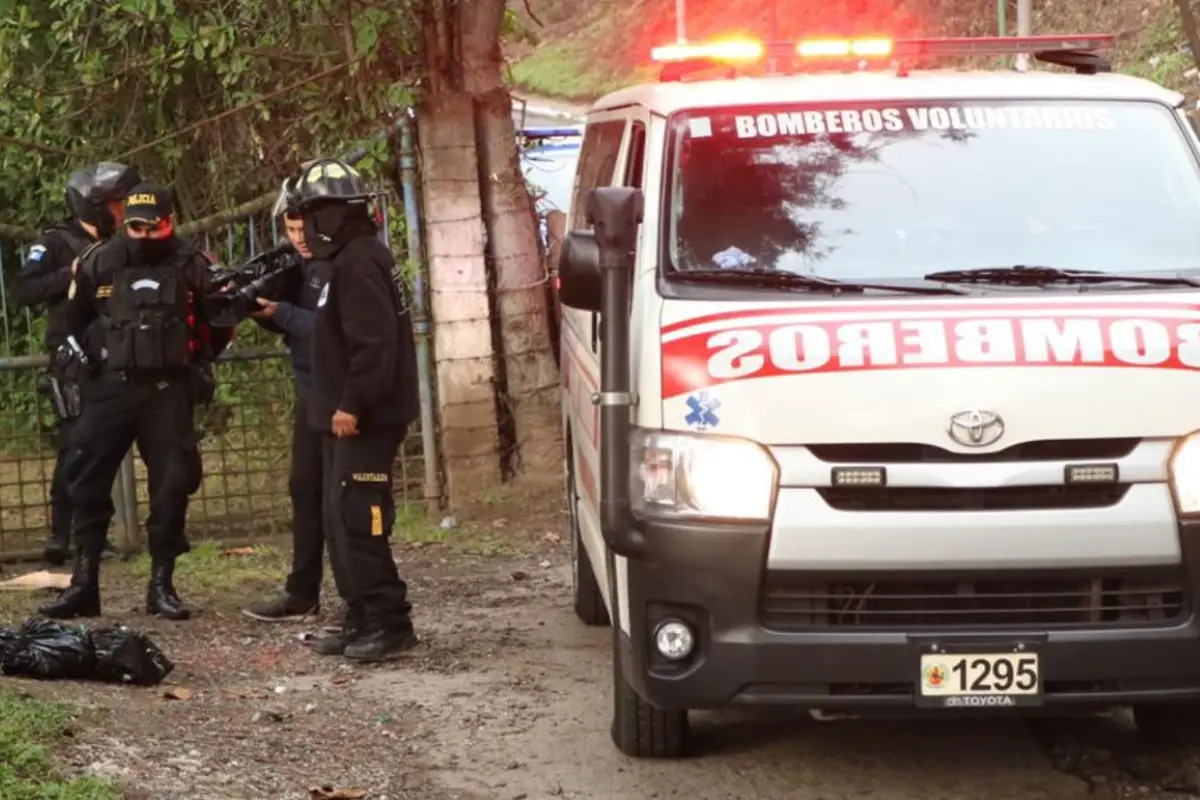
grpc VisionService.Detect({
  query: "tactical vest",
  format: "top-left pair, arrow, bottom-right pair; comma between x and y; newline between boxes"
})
103,248 -> 194,372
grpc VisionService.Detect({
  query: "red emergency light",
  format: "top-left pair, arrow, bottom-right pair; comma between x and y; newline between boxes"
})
650,34 -> 1115,81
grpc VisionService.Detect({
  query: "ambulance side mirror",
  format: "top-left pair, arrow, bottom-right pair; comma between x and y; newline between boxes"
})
558,230 -> 602,312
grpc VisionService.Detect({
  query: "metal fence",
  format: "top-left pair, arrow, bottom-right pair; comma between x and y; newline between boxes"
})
0,185 -> 438,562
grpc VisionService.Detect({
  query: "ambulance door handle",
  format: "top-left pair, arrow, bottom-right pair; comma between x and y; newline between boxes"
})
591,313 -> 600,351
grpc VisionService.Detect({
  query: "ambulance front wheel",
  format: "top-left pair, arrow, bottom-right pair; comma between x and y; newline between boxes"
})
566,437 -> 608,627
611,646 -> 690,758
1134,702 -> 1200,745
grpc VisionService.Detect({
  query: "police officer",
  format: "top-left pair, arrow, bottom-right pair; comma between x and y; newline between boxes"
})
40,184 -> 234,621
16,164 -> 138,565
242,177 -> 340,627
289,158 -> 420,662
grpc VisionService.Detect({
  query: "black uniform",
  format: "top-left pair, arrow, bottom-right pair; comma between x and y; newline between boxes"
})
41,189 -> 231,622
311,231 -> 419,652
16,222 -> 95,561
243,257 -> 333,619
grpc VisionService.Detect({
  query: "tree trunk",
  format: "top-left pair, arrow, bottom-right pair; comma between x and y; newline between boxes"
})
459,0 -> 562,477
416,3 -> 502,503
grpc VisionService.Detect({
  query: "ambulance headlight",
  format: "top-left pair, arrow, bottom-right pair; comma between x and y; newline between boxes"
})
632,430 -> 778,523
1169,431 -> 1200,516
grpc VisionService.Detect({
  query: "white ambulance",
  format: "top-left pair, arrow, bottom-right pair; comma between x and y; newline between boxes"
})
556,33 -> 1200,759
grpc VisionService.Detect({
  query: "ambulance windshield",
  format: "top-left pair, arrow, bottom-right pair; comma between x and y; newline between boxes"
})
667,101 -> 1200,281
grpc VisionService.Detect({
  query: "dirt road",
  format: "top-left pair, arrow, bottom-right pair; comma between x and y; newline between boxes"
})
5,481 -> 1200,799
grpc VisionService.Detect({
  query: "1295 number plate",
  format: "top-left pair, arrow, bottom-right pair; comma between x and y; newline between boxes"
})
917,652 -> 1041,708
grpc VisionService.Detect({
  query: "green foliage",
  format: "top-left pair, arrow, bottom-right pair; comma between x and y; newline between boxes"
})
0,0 -> 421,232
0,690 -> 120,799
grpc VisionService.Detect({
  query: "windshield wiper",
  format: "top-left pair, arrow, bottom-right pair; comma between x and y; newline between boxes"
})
674,268 -> 972,295
923,265 -> 1200,288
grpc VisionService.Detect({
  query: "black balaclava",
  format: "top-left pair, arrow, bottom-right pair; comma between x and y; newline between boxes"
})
303,200 -> 373,260
93,205 -> 118,239
126,231 -> 179,263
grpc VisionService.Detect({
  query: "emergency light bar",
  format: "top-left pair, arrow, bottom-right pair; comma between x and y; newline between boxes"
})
651,34 -> 1115,80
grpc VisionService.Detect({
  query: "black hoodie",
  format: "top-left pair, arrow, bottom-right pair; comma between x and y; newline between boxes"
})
308,217 -> 419,434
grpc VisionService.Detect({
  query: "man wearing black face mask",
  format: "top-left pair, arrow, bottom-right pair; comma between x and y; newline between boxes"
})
288,158 -> 420,662
17,163 -> 138,565
42,184 -> 235,621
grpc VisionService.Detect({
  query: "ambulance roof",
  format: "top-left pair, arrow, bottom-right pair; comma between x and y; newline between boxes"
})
589,70 -> 1184,116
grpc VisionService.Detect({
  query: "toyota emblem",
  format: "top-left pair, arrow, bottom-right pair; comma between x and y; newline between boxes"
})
947,410 -> 1005,448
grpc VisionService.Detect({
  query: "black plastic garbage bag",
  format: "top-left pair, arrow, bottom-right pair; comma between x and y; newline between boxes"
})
0,625 -> 17,661
0,618 -> 173,686
1,618 -> 97,681
90,626 -> 174,686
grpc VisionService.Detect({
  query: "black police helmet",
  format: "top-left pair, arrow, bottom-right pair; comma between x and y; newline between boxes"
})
63,162 -> 141,233
91,162 -> 142,203
63,166 -> 97,221
290,158 -> 372,210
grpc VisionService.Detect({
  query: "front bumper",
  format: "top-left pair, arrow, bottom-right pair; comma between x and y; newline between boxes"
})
619,519 -> 1200,711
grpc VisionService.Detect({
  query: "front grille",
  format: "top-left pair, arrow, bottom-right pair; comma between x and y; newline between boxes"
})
807,438 -> 1139,464
817,484 -> 1129,512
760,571 -> 1187,630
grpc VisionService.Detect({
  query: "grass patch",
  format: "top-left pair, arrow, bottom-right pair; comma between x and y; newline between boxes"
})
0,690 -> 118,799
511,40 -> 651,101
129,540 -> 289,599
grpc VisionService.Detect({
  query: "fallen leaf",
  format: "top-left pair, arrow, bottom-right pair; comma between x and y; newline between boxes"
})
542,532 -> 562,543
221,547 -> 256,556
0,570 -> 71,592
163,687 -> 193,701
309,787 -> 368,799
330,674 -> 352,685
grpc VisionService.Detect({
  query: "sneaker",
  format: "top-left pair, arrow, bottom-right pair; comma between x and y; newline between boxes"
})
343,627 -> 419,662
241,593 -> 318,622
100,540 -> 120,561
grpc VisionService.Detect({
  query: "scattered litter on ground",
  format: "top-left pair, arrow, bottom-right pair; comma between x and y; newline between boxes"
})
0,570 -> 71,592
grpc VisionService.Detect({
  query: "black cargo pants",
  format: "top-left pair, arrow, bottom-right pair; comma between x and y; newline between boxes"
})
48,415 -> 79,546
321,425 -> 412,630
284,391 -> 325,602
69,372 -> 200,559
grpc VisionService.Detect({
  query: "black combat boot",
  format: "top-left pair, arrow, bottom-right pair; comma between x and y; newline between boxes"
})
311,604 -> 365,656
146,558 -> 190,620
343,622 -> 419,663
38,547 -> 102,619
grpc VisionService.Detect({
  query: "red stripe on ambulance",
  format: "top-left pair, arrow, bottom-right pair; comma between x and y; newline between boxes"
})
660,312 -> 1200,398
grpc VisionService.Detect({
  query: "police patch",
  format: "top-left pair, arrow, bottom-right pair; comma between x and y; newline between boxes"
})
27,245 -> 46,262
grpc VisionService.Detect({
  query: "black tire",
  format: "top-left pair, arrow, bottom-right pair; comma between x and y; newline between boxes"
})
611,643 -> 690,758
566,436 -> 608,627
1134,702 -> 1200,745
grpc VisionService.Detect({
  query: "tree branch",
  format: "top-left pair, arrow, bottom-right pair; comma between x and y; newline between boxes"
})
523,0 -> 544,28
113,57 -> 362,161
0,133 -> 74,157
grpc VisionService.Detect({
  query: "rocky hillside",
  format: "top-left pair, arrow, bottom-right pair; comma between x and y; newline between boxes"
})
507,0 -> 1197,106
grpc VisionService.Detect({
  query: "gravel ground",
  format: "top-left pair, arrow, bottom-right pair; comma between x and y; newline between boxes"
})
4,478 -> 1200,799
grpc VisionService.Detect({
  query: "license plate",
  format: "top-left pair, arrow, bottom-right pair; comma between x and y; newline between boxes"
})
917,652 -> 1041,708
